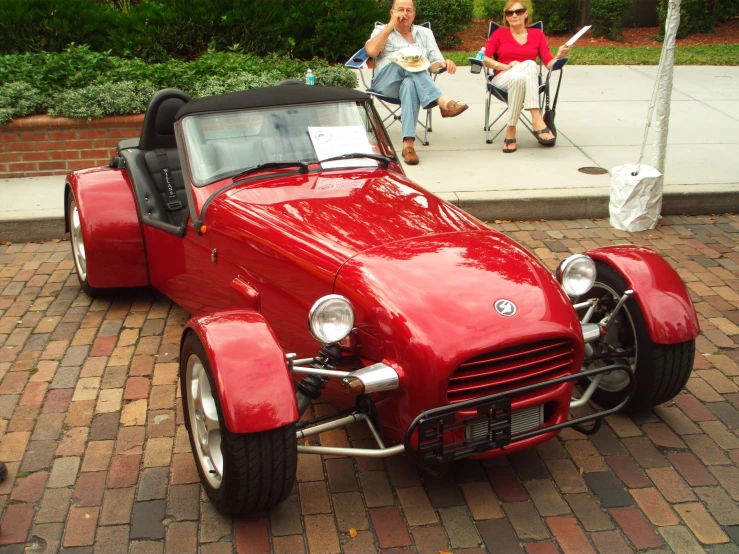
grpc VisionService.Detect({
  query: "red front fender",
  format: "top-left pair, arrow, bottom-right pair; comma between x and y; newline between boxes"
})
183,310 -> 299,434
587,246 -> 700,344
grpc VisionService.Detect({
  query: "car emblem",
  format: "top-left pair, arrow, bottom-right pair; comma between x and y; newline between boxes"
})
495,299 -> 517,317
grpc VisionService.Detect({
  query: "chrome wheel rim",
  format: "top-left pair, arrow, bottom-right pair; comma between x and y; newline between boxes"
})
69,199 -> 88,282
583,282 -> 636,393
186,354 -> 223,489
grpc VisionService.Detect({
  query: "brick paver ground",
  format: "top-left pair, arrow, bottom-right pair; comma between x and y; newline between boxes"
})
1,214 -> 739,553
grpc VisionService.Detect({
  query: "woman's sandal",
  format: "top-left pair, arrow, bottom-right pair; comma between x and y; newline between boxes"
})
534,128 -> 556,146
503,138 -> 517,153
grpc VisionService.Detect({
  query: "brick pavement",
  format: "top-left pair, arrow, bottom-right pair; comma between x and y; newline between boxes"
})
1,214 -> 739,553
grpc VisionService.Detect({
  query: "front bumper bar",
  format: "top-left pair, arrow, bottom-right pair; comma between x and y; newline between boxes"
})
404,363 -> 633,469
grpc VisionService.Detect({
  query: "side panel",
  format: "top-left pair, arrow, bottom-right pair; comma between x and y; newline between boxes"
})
587,246 -> 700,344
184,310 -> 299,434
66,168 -> 148,289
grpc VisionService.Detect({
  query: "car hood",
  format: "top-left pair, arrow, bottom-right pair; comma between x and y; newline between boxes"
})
214,168 -> 487,273
334,230 -> 583,386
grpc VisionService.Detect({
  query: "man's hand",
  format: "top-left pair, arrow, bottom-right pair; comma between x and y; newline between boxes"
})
388,10 -> 405,29
443,59 -> 457,74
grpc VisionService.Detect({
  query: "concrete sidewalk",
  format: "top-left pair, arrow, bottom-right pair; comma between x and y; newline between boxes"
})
1,65 -> 738,242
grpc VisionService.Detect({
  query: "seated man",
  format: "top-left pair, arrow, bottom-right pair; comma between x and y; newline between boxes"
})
365,0 -> 468,165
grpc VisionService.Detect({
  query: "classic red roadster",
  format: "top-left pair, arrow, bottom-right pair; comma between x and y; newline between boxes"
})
65,85 -> 699,515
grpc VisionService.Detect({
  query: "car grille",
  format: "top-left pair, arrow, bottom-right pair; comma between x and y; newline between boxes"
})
467,404 -> 543,440
447,339 -> 576,404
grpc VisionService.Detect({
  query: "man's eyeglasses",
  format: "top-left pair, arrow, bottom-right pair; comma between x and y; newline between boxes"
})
505,8 -> 526,16
393,8 -> 415,13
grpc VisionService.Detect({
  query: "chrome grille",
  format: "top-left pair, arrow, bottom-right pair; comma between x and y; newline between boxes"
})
447,339 -> 576,403
466,404 -> 543,440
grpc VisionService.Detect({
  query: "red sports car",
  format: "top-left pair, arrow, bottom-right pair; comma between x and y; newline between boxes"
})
65,85 -> 699,515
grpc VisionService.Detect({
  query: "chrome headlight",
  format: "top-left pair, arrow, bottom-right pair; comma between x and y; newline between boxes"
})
556,254 -> 596,297
308,295 -> 354,344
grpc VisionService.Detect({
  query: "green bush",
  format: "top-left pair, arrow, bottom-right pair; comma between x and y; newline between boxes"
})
658,0 -> 719,38
589,0 -> 631,40
49,80 -> 157,119
415,0 -> 475,49
0,47 -> 358,120
0,82 -> 44,124
479,0 -> 507,22
532,0 -> 580,34
0,0 -> 384,63
716,0 -> 739,21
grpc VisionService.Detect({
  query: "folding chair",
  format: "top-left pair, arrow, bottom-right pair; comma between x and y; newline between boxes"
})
345,22 -> 445,146
469,21 -> 567,144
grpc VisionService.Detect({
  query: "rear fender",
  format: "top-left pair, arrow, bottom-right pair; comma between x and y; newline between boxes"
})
183,310 -> 299,434
586,246 -> 700,344
65,168 -> 148,288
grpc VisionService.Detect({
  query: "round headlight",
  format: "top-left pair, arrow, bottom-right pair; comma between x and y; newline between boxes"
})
556,255 -> 596,297
308,295 -> 355,344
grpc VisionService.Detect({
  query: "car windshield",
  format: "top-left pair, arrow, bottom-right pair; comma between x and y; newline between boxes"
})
181,101 -> 389,186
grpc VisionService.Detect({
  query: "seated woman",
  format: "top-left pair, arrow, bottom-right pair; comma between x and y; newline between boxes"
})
482,0 -> 570,153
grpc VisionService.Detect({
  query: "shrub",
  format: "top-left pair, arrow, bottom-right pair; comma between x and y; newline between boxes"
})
658,0 -> 716,38
589,0 -> 631,40
0,47 -> 358,120
479,0 -> 507,23
532,0 -> 580,34
415,0 -> 475,49
49,80 -> 157,119
0,82 -> 44,124
0,0 -> 384,62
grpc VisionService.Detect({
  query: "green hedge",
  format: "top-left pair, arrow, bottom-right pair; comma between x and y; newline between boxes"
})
0,47 -> 358,123
0,0 -> 386,63
532,0 -> 580,34
658,0 -> 737,38
415,0 -> 475,49
590,0 -> 632,40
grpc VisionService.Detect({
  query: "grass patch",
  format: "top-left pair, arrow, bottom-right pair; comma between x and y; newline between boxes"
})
444,44 -> 739,66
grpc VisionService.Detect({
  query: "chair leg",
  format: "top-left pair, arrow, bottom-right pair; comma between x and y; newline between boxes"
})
486,108 -> 507,144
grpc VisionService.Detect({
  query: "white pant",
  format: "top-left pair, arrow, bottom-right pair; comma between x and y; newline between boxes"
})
491,59 -> 540,127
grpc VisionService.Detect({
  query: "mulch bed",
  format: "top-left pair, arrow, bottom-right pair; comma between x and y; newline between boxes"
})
457,17 -> 739,50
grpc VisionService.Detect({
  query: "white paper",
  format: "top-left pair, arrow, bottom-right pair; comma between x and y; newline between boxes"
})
566,25 -> 592,46
308,126 -> 378,169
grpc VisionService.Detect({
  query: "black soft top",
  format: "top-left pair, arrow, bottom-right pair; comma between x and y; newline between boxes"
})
175,85 -> 368,120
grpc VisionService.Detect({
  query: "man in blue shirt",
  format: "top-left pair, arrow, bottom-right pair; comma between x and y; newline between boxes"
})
365,0 -> 468,165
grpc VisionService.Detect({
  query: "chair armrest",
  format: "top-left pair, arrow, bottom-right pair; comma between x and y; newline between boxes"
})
550,57 -> 568,72
346,47 -> 370,68
469,57 -> 484,75
432,66 -> 447,76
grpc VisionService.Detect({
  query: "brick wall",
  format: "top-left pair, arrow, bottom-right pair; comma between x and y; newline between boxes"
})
0,114 -> 144,178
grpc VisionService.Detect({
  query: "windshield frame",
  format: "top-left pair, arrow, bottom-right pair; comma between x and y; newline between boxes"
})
178,99 -> 395,188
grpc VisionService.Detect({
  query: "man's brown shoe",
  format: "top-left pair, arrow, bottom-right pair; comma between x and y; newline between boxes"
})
440,100 -> 468,118
402,146 -> 419,165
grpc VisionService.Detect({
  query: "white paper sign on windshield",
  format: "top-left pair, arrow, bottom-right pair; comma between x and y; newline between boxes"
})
308,126 -> 378,169
566,25 -> 592,46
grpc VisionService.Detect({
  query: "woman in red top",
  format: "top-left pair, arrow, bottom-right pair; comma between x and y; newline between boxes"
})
482,0 -> 570,152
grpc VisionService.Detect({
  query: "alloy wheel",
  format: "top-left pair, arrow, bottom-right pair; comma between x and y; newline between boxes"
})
186,354 -> 223,489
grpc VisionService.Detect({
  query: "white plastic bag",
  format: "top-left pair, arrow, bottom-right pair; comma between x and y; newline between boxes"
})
609,163 -> 663,232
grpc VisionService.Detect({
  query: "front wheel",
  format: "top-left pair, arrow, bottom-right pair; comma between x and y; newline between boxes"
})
579,262 -> 695,413
180,332 -> 297,515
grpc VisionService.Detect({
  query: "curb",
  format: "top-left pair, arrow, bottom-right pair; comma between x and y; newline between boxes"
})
2,183 -> 738,243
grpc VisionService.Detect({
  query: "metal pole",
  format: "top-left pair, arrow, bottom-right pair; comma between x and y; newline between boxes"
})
652,0 -> 681,176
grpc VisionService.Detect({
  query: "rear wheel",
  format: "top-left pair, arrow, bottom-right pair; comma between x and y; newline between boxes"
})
579,262 -> 695,413
180,332 -> 297,515
66,191 -> 102,296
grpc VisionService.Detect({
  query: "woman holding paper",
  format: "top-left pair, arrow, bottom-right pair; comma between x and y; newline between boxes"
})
482,0 -> 571,152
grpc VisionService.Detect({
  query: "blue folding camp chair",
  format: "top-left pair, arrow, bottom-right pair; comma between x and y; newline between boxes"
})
345,22 -> 446,146
469,21 -> 567,144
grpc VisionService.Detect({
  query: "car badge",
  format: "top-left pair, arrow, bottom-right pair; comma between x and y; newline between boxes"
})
495,299 -> 517,317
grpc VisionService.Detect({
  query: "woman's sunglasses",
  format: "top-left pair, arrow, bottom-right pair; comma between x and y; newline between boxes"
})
505,8 -> 526,16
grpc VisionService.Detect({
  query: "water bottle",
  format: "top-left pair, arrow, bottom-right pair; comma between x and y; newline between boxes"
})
476,47 -> 485,61
305,69 -> 315,86
472,47 -> 485,74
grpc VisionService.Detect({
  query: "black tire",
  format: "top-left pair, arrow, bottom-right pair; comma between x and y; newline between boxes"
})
66,189 -> 103,297
581,262 -> 695,413
180,332 -> 297,515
